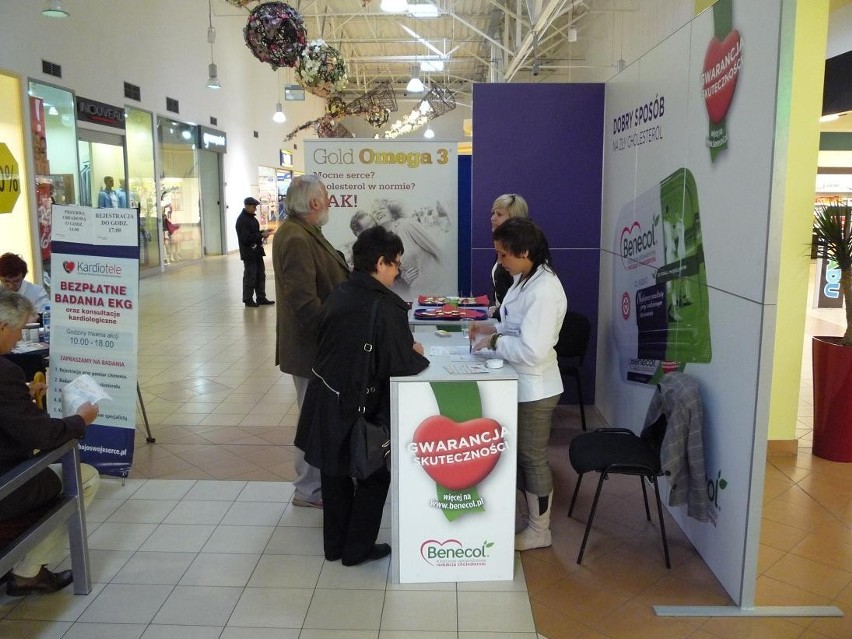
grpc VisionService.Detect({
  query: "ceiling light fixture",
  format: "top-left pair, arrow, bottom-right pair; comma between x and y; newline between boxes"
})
820,113 -> 841,123
206,63 -> 222,89
423,126 -> 435,139
381,0 -> 407,12
568,27 -> 578,42
407,3 -> 440,18
273,102 -> 286,123
42,0 -> 69,17
47,105 -> 59,116
406,64 -> 425,93
206,0 -> 222,89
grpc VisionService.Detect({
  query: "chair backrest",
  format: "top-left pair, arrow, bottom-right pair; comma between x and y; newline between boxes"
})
555,312 -> 591,363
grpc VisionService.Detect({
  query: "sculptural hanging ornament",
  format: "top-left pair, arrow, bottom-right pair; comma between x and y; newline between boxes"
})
244,2 -> 307,70
224,0 -> 254,7
295,40 -> 349,98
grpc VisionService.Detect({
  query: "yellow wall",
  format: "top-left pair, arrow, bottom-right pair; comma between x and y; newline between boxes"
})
0,71 -> 35,275
768,0 -> 830,442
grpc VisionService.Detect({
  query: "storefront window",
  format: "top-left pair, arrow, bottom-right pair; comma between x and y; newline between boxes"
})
0,72 -> 34,276
27,81 -> 78,286
126,108 -> 160,273
157,116 -> 202,265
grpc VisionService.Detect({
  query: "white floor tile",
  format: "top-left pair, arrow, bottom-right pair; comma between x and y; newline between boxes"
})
457,555 -> 527,592
163,500 -> 232,524
86,498 -> 126,523
131,480 -> 196,501
247,555 -> 324,589
95,478 -> 147,501
237,481 -> 295,502
77,584 -> 173,624
264,526 -> 325,556
303,588 -> 385,630
201,525 -> 275,554
317,556 -> 391,590
88,522 -> 157,552
301,631 -> 379,639
180,553 -> 261,587
141,626 -> 223,639
381,591 -> 458,632
277,502 -> 324,527
5,582 -> 105,622
56,549 -> 133,584
106,499 -> 178,524
227,587 -> 313,628
379,633 -> 457,639
152,585 -> 242,626
111,551 -> 196,585
0,619 -> 72,638
221,500 -> 287,526
220,628 -> 300,639
184,480 -> 247,501
62,622 -> 147,638
139,524 -> 216,552
457,591 -> 535,633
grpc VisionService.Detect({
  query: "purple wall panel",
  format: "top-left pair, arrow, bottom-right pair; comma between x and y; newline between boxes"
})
472,83 -> 604,404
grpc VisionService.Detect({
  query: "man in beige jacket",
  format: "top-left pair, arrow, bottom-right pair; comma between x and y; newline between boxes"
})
272,175 -> 349,507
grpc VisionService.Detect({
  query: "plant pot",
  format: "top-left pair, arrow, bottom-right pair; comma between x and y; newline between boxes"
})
812,336 -> 852,462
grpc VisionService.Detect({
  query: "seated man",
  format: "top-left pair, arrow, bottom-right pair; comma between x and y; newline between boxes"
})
0,253 -> 49,314
0,289 -> 100,596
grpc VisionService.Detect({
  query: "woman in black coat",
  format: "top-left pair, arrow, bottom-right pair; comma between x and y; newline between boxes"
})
295,225 -> 429,566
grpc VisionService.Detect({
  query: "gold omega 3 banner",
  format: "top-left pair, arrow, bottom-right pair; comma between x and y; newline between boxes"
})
304,140 -> 458,303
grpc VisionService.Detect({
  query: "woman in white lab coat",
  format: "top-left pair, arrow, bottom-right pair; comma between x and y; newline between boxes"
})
471,217 -> 567,550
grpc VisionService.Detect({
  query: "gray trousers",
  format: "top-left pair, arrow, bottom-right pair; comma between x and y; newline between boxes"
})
516,394 -> 560,496
292,375 -> 322,502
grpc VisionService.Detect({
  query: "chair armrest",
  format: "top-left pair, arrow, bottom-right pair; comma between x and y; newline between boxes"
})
594,428 -> 636,435
0,440 -> 78,501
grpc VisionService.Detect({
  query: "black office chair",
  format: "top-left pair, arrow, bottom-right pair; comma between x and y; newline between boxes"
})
555,312 -> 591,430
567,413 -> 671,568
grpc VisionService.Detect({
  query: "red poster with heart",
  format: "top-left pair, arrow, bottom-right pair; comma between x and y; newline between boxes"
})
412,415 -> 504,491
702,30 -> 742,125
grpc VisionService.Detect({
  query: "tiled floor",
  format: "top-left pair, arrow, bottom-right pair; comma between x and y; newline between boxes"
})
0,254 -> 850,638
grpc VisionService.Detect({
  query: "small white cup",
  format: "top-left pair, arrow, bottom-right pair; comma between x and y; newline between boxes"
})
460,318 -> 473,337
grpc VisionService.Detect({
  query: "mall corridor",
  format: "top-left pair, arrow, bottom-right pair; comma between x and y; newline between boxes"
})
0,253 -> 850,638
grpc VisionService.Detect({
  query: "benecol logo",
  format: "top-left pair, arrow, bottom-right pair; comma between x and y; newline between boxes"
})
420,539 -> 494,566
620,218 -> 658,269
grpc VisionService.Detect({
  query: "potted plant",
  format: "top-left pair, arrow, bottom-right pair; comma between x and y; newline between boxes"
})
811,203 -> 852,461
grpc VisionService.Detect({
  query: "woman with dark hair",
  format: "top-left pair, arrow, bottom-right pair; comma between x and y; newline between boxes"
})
470,217 -> 567,551
296,225 -> 429,566
0,253 -> 49,314
488,193 -> 529,313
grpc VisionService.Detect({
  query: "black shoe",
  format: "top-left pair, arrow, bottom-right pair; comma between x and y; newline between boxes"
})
342,543 -> 391,567
244,301 -> 259,307
7,567 -> 73,597
257,299 -> 275,305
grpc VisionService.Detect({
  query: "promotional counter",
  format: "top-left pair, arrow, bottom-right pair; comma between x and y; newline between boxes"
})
390,330 -> 518,583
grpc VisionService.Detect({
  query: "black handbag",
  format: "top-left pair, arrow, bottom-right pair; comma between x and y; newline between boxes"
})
349,299 -> 391,480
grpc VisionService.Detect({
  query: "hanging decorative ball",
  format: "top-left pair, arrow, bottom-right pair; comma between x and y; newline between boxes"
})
244,2 -> 307,70
365,105 -> 390,128
224,0 -> 254,7
296,40 -> 349,98
326,97 -> 347,119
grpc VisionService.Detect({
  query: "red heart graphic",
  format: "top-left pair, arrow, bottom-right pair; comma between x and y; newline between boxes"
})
412,415 -> 504,490
63,260 -> 75,273
703,30 -> 741,124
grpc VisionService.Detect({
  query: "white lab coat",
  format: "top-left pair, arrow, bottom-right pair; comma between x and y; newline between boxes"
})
19,280 -> 50,314
493,266 -> 567,402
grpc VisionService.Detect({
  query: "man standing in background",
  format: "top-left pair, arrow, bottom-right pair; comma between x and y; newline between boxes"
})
272,175 -> 349,508
236,196 -> 274,308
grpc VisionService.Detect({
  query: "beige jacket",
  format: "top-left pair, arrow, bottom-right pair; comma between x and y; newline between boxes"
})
272,216 -> 349,378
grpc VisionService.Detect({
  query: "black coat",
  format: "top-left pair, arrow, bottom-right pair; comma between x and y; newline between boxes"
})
493,261 -> 514,306
235,209 -> 265,260
295,271 -> 429,476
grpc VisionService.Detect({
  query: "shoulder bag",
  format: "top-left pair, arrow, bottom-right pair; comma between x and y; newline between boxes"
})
349,298 -> 391,480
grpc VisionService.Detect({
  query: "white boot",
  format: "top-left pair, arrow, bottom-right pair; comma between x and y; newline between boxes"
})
515,491 -> 552,551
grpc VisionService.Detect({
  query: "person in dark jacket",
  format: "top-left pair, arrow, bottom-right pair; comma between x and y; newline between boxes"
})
295,225 -> 429,566
0,289 -> 100,596
236,196 -> 274,307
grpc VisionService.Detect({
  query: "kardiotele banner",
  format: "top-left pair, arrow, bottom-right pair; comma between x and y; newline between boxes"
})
49,205 -> 139,477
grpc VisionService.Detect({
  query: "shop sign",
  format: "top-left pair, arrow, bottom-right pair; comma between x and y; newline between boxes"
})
0,143 -> 21,213
199,126 -> 227,153
76,96 -> 126,129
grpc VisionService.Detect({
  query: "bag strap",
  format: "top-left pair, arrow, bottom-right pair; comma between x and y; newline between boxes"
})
357,298 -> 381,412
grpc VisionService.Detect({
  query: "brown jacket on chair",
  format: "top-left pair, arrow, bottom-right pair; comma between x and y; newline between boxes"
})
272,215 -> 349,378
